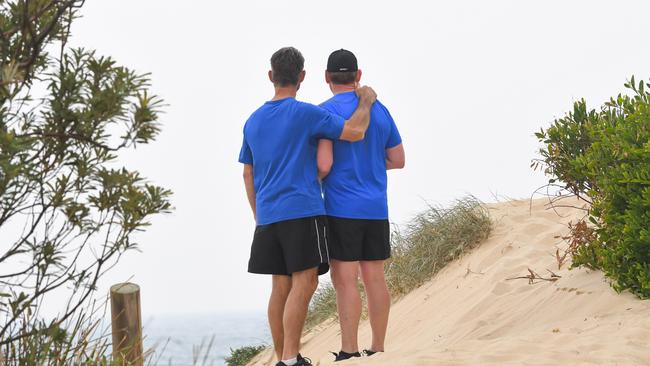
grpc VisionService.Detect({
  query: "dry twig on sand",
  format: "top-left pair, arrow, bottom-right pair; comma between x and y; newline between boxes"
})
555,248 -> 569,270
507,268 -> 561,284
464,264 -> 485,278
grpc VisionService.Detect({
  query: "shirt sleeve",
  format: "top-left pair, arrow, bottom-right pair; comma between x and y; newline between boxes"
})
310,106 -> 345,140
385,108 -> 402,149
238,134 -> 253,164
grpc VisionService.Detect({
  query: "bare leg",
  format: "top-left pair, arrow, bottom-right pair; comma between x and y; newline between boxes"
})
269,275 -> 292,360
330,259 -> 361,353
360,260 -> 390,352
282,267 -> 318,360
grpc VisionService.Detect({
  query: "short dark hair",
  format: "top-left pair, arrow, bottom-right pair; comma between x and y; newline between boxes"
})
270,47 -> 304,86
328,71 -> 357,85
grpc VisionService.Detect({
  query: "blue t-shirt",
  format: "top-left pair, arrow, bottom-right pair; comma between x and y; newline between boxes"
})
320,92 -> 402,220
239,97 -> 345,225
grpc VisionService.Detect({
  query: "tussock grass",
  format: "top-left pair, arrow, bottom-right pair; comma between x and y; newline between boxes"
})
306,196 -> 492,328
0,309 -> 116,366
0,304 -> 221,366
225,345 -> 266,366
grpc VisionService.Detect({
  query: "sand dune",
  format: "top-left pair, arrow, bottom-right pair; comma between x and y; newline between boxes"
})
249,198 -> 650,366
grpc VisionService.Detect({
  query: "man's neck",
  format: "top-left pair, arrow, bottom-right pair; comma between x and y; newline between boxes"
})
272,85 -> 298,101
330,83 -> 356,95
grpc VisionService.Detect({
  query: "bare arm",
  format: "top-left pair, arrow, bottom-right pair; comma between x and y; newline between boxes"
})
317,139 -> 333,179
242,164 -> 256,221
386,143 -> 405,170
339,86 -> 377,142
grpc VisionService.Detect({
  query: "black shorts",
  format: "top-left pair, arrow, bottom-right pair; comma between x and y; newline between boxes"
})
327,216 -> 391,262
248,216 -> 330,276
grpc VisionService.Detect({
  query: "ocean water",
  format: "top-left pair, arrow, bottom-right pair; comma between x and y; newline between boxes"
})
143,312 -> 271,366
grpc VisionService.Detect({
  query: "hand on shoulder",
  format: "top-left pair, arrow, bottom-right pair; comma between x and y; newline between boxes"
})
355,85 -> 377,106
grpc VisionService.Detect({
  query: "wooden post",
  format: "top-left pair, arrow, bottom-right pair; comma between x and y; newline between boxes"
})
110,283 -> 143,366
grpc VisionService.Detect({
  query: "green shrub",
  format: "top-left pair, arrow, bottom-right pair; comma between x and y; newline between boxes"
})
535,76 -> 650,298
306,197 -> 492,327
224,345 -> 267,366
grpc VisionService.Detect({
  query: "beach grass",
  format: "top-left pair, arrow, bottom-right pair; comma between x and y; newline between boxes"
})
306,196 -> 492,328
225,345 -> 267,366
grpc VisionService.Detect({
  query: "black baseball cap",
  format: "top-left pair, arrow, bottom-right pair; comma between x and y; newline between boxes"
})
327,49 -> 358,72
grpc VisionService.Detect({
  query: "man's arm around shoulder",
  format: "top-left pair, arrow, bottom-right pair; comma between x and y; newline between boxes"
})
339,86 -> 377,142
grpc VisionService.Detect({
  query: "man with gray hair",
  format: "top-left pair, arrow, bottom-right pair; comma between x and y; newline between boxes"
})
239,47 -> 377,366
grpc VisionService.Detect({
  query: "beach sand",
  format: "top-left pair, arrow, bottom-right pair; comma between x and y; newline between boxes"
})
248,198 -> 650,365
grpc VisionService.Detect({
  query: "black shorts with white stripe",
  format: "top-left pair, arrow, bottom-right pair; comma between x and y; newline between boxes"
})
247,216 -> 330,276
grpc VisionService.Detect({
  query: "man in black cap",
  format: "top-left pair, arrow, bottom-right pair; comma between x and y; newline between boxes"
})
317,49 -> 405,361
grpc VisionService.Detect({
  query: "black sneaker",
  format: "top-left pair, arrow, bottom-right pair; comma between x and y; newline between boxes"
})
276,354 -> 313,366
331,350 -> 361,362
297,354 -> 313,365
363,349 -> 378,356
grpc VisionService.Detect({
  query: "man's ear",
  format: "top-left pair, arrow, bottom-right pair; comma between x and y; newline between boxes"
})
268,70 -> 274,83
325,71 -> 331,84
356,70 -> 362,83
295,70 -> 306,91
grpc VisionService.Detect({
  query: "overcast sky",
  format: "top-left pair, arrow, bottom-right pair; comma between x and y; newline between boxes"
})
64,0 -> 650,316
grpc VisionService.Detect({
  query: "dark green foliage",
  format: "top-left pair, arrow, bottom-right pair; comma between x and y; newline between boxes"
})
1,1 -> 171,363
224,345 -> 267,366
306,197 -> 492,328
535,76 -> 650,298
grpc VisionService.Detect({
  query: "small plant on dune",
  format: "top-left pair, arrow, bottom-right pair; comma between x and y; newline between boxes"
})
554,220 -> 597,270
224,345 -> 267,366
534,76 -> 650,298
306,197 -> 492,328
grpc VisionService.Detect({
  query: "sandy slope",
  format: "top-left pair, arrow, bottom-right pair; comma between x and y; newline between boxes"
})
248,198 -> 650,366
